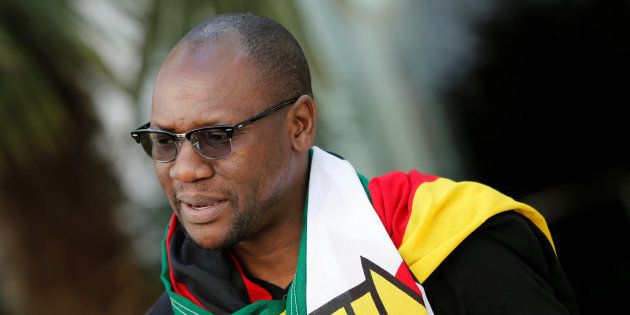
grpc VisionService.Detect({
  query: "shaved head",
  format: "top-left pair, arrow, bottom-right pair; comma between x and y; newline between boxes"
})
180,12 -> 312,102
151,13 -> 318,252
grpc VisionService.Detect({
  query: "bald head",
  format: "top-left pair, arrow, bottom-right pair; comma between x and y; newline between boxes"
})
149,14 -> 317,253
179,13 -> 312,102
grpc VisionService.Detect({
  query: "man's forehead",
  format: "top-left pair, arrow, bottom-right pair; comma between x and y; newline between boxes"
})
167,32 -> 245,70
151,33 -> 266,129
156,32 -> 251,91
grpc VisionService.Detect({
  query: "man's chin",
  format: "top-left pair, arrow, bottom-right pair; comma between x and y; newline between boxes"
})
192,238 -> 232,252
182,223 -> 237,251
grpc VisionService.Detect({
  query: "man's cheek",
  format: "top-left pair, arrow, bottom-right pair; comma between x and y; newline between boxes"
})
154,165 -> 172,190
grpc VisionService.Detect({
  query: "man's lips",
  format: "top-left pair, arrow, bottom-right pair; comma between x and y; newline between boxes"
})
176,195 -> 228,224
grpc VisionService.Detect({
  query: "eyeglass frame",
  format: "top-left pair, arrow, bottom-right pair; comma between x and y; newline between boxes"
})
130,98 -> 298,162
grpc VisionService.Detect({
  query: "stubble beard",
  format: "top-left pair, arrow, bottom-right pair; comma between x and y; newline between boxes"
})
185,189 -> 266,252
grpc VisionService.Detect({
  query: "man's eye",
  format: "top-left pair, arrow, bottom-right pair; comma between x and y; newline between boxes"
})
203,130 -> 228,142
155,134 -> 175,146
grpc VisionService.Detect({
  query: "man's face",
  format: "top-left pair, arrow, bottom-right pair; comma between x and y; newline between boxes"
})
151,33 -> 297,250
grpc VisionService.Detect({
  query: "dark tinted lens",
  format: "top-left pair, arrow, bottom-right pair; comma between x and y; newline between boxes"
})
140,132 -> 177,162
190,128 -> 232,159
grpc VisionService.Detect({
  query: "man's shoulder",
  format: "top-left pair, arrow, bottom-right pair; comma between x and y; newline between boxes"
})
365,169 -> 547,243
365,169 -> 555,280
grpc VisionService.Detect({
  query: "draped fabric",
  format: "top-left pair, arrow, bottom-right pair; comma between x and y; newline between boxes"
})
158,147 -> 553,314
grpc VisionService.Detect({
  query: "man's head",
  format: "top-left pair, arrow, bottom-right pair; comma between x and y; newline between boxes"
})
183,13 -> 312,101
149,13 -> 317,250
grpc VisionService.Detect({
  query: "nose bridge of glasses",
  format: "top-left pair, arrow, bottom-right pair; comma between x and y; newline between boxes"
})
174,132 -> 188,139
176,131 -> 203,155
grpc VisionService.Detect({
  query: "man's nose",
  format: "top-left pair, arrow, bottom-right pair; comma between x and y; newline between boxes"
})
169,140 -> 215,183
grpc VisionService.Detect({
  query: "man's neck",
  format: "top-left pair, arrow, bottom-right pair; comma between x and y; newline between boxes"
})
231,155 -> 308,289
232,213 -> 303,289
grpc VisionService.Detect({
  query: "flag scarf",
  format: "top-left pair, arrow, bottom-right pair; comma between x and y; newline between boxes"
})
160,147 -> 554,314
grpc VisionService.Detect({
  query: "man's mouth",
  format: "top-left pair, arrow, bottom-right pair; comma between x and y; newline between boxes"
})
177,196 -> 228,224
187,200 -> 224,210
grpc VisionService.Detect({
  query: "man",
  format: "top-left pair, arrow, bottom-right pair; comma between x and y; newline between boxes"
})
131,13 -> 578,315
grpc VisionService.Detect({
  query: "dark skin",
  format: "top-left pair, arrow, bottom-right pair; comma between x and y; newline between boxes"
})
151,31 -> 317,288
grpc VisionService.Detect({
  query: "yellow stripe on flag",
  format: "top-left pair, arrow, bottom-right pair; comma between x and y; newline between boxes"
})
398,178 -> 555,283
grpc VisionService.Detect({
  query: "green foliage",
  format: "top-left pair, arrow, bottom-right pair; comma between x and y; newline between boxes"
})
0,0 -> 111,174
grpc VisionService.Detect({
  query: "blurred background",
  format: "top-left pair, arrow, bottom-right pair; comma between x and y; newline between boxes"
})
0,0 -> 628,314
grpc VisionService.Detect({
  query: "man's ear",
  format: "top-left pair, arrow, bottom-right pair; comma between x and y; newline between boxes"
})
288,95 -> 317,152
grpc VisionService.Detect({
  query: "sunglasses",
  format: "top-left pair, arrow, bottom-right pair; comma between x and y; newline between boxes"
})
130,98 -> 297,162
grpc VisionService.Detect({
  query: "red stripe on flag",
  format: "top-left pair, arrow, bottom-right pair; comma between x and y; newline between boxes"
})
368,170 -> 439,248
395,262 -> 423,297
165,214 -> 206,309
228,252 -> 273,302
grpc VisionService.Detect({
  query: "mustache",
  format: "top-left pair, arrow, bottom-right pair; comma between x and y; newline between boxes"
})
171,183 -> 236,202
171,181 -> 230,194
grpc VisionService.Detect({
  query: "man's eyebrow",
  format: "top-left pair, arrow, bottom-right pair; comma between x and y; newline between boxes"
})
149,123 -> 176,133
